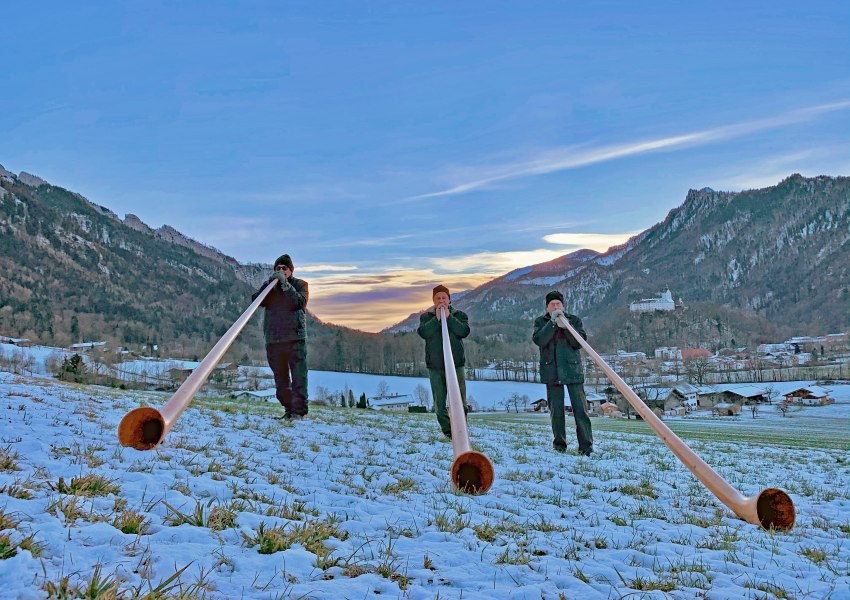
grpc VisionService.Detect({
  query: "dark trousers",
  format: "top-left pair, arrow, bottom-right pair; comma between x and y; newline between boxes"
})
427,367 -> 468,437
547,383 -> 593,453
266,341 -> 308,416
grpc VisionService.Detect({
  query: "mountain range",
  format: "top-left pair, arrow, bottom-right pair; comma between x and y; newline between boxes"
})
387,174 -> 849,355
0,165 -> 413,373
1,165 -> 847,372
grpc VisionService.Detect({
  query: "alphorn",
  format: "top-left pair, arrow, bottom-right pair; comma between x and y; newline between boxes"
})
554,312 -> 795,530
118,280 -> 278,450
440,308 -> 495,494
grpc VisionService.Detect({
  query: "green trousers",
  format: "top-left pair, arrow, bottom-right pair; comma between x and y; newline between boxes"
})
427,367 -> 468,437
547,383 -> 593,453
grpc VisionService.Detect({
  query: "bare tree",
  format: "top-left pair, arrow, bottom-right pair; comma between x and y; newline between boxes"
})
87,354 -> 111,381
615,395 -> 633,419
375,380 -> 391,399
500,396 -> 516,413
763,384 -> 778,404
685,356 -> 711,385
413,383 -> 431,410
505,393 -> 524,413
519,394 -> 530,412
313,386 -> 331,405
7,348 -> 28,375
15,349 -> 35,376
240,366 -> 261,391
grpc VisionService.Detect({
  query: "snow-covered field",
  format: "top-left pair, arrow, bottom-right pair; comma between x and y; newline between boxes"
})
5,341 -> 848,414
1,371 -> 849,599
311,370 -> 850,417
309,369 -> 553,411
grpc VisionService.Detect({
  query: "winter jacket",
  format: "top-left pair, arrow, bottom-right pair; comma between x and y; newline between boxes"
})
417,306 -> 470,369
532,312 -> 587,385
252,275 -> 309,343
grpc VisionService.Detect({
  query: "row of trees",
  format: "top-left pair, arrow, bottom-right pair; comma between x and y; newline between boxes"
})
304,317 -> 546,381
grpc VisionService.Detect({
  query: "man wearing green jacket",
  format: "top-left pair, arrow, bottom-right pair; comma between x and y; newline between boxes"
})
532,290 -> 593,455
417,285 -> 470,438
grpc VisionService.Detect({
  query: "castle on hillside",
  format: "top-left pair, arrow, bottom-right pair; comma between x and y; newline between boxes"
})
630,289 -> 676,313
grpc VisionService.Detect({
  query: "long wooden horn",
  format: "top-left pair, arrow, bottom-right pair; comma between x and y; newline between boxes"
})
118,280 -> 277,450
440,308 -> 494,494
554,312 -> 795,530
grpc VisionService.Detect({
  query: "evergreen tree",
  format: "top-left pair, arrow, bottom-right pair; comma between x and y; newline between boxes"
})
357,393 -> 367,409
58,353 -> 86,383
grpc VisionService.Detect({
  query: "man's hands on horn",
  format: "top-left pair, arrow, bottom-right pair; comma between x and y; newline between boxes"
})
550,309 -> 566,327
272,271 -> 290,288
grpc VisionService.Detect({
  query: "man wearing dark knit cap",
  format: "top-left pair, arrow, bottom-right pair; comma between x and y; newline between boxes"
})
252,254 -> 310,419
417,285 -> 470,438
532,290 -> 593,455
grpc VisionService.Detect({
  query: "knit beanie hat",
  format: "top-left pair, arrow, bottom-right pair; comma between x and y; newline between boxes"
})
545,290 -> 564,306
432,284 -> 450,300
274,254 -> 294,271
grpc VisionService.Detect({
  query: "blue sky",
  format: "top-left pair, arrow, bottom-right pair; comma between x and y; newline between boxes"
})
2,1 -> 849,331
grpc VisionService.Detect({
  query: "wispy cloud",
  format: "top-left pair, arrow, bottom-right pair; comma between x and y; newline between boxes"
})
542,232 -> 638,252
428,231 -> 638,275
714,146 -> 848,191
235,183 -> 370,206
309,233 -> 418,249
297,264 -> 358,273
407,100 -> 850,201
432,249 -> 568,275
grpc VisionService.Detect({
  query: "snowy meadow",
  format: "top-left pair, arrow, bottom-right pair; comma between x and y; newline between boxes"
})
0,371 -> 849,599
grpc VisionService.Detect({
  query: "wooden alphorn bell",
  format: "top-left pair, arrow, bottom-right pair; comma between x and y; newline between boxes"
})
553,312 -> 794,530
118,280 -> 277,450
439,308 -> 495,494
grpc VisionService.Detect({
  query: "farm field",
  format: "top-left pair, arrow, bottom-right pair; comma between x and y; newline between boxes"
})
488,411 -> 850,451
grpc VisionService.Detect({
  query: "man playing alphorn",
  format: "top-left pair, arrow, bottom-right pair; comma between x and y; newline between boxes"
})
532,290 -> 593,455
417,285 -> 470,438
